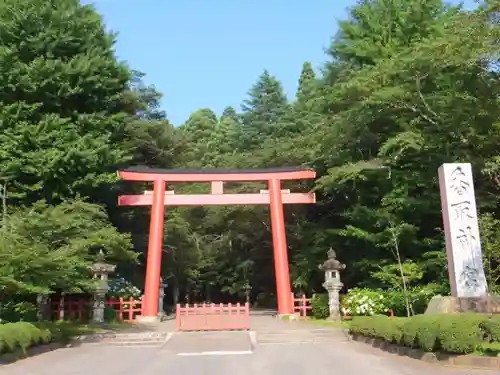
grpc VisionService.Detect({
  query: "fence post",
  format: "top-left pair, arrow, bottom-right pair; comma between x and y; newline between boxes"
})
245,302 -> 250,330
128,297 -> 134,322
119,297 -> 124,322
185,303 -> 190,331
176,304 -> 181,330
201,303 -> 207,330
228,303 -> 233,331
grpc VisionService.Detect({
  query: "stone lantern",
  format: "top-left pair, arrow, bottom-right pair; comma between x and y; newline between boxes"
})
319,248 -> 346,321
89,250 -> 116,323
158,277 -> 167,319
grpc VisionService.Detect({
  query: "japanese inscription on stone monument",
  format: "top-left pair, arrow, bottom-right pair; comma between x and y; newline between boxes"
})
438,163 -> 487,298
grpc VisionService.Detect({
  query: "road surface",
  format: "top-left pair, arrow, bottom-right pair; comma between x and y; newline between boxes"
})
1,321 -> 496,375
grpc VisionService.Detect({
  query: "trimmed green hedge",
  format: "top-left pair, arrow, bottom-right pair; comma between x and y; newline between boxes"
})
0,321 -> 89,355
349,314 -> 500,355
0,322 -> 52,354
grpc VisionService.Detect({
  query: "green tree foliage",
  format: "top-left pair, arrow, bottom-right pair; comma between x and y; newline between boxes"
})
0,0 -> 176,309
296,61 -> 316,104
239,70 -> 289,149
312,0 -> 500,291
479,213 -> 500,293
220,106 -> 240,123
330,0 -> 453,66
0,199 -> 134,296
0,0 -> 135,204
179,108 -> 218,168
159,0 -> 500,305
3,0 -> 500,313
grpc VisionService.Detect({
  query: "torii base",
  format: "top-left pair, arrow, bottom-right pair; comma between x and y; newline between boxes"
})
136,315 -> 161,324
276,313 -> 299,321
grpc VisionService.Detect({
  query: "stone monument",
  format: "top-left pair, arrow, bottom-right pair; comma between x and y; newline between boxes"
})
426,163 -> 499,314
319,248 -> 346,321
90,250 -> 116,323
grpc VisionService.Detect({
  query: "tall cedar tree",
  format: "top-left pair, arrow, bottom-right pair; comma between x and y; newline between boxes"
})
240,70 -> 288,150
0,0 -> 133,204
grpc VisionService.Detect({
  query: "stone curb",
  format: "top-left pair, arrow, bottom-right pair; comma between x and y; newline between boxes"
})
350,333 -> 500,370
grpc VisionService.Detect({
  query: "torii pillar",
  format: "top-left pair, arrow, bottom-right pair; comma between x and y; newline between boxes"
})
117,167 -> 316,321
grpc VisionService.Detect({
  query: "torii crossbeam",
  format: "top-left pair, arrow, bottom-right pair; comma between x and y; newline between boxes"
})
117,166 -> 316,321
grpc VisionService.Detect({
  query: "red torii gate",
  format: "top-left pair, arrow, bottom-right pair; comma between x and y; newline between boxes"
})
117,166 -> 316,321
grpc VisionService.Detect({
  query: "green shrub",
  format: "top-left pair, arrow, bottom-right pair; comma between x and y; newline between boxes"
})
412,315 -> 440,351
0,321 -> 85,355
384,284 -> 448,317
437,314 -> 488,354
381,317 -> 405,343
400,315 -> 421,347
383,291 -> 408,317
349,313 -> 496,355
104,307 -> 118,322
37,321 -> 83,342
369,315 -> 405,342
400,314 -> 441,351
481,315 -> 500,342
478,342 -> 500,356
0,320 -> 106,356
39,328 -> 52,344
0,324 -> 22,352
350,316 -> 376,337
0,322 -> 50,354
310,294 -> 329,319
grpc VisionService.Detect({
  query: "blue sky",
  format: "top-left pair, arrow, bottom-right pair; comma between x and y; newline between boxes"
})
86,0 -> 477,126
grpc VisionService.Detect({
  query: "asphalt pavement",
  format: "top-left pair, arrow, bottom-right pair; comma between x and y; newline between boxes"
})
1,322 -> 497,375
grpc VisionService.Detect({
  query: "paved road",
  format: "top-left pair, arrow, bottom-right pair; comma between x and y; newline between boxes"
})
1,321 -> 497,375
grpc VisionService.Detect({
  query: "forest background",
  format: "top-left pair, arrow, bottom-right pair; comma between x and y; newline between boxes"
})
0,0 -> 499,318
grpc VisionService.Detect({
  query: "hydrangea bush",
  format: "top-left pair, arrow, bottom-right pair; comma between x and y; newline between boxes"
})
341,287 -> 390,316
107,276 -> 142,300
106,277 -> 142,321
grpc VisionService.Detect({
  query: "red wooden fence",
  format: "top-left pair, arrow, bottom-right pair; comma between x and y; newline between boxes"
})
105,297 -> 142,322
176,302 -> 250,331
50,296 -> 142,322
293,294 -> 312,319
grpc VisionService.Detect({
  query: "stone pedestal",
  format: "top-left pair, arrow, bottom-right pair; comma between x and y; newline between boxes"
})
36,294 -> 50,321
158,278 -> 166,320
92,287 -> 107,323
324,282 -> 343,321
425,294 -> 500,315
90,250 -> 116,323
